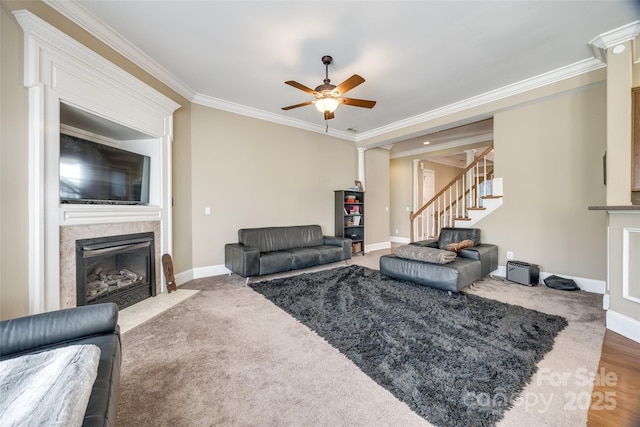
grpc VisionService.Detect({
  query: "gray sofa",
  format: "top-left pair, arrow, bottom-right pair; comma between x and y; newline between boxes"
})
0,303 -> 121,427
225,225 -> 352,278
380,227 -> 498,292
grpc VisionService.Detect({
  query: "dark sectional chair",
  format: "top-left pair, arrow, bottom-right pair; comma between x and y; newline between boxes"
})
380,227 -> 498,292
0,302 -> 121,427
225,224 -> 352,278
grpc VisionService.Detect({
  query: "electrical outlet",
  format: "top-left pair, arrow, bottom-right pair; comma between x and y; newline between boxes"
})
507,251 -> 514,260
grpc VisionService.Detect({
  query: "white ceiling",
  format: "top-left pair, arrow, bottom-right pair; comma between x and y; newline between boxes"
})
50,1 -> 639,153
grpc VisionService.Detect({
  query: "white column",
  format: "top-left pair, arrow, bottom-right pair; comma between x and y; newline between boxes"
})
464,149 -> 476,166
605,41 -> 633,205
413,159 -> 420,213
358,147 -> 366,189
464,149 -> 476,206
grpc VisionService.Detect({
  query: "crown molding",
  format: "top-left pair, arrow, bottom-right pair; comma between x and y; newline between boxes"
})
45,0 -> 353,141
41,1 -> 636,145
389,133 -> 493,159
46,0 -> 359,141
355,56 -> 604,143
589,20 -> 640,62
44,0 -> 195,101
14,10 -> 180,116
192,93 -> 356,141
426,156 -> 465,168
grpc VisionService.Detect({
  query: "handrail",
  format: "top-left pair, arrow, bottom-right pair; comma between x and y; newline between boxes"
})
410,144 -> 494,241
432,169 -> 494,216
410,144 -> 494,221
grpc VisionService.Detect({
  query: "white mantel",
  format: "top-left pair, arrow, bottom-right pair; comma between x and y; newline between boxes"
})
14,10 -> 180,314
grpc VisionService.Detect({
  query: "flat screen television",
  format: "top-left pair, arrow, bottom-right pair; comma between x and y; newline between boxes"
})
59,133 -> 150,205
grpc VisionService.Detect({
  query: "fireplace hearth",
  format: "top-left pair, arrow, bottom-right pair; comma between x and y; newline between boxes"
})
76,232 -> 156,310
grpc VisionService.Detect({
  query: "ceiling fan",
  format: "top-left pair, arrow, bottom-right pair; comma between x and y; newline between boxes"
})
282,55 -> 376,122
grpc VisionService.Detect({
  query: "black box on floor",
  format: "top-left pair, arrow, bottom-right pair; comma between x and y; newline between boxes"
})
506,260 -> 539,286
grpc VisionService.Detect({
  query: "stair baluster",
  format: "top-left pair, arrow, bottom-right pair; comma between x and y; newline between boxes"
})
409,144 -> 498,242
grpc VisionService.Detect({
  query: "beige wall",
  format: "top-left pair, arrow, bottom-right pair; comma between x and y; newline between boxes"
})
190,104 -> 357,268
0,1 -> 193,319
480,84 -> 607,280
363,148 -> 390,247
389,158 -> 413,239
0,1 -> 362,318
171,103 -> 193,274
388,84 -> 607,281
1,6 -> 29,319
419,159 -> 466,205
389,157 -> 464,239
0,0 -> 625,319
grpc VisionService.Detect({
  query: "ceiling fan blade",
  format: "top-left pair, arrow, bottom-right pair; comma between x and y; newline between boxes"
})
341,98 -> 376,108
281,101 -> 314,111
285,80 -> 317,95
324,111 -> 335,120
335,74 -> 365,96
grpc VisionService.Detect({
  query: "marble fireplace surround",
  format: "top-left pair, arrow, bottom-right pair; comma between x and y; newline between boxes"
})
60,222 -> 162,309
15,11 -> 180,313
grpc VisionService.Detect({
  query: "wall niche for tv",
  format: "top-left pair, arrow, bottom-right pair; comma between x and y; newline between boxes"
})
59,103 -> 160,207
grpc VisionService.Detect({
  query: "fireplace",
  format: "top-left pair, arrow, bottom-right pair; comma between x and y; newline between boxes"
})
76,232 -> 156,310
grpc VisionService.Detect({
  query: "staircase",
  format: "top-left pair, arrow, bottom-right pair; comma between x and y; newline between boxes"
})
410,145 -> 503,242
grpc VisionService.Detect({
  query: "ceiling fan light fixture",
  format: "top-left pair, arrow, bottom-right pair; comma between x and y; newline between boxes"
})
315,96 -> 340,113
282,55 -> 375,122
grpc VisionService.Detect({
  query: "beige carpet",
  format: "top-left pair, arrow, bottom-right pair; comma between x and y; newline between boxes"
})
118,288 -> 199,333
116,251 -> 605,426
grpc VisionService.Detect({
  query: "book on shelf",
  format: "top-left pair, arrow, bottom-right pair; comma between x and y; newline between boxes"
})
353,216 -> 361,226
344,207 -> 349,215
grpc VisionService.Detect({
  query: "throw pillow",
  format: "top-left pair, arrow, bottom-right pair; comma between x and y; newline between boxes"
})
446,239 -> 475,253
394,245 -> 457,264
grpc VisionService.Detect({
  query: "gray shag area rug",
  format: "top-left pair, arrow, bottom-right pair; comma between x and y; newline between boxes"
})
249,265 -> 568,427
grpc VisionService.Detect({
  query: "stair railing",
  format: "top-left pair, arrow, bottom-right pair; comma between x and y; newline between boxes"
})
410,144 -> 494,242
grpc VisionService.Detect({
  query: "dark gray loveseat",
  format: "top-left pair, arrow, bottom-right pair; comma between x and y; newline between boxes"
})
225,225 -> 352,278
380,227 -> 498,292
0,303 -> 121,426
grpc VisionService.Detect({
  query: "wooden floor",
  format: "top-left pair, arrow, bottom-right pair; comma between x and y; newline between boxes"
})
587,330 -> 640,427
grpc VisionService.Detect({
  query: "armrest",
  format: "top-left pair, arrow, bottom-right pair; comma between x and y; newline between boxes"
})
0,303 -> 118,358
324,236 -> 352,260
225,243 -> 260,277
459,244 -> 498,276
409,238 -> 438,248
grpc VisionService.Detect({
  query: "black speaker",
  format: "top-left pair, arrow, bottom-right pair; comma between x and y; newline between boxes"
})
506,261 -> 539,286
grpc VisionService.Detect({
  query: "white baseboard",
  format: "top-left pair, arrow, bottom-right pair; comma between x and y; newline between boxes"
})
174,264 -> 230,285
390,236 -> 410,244
366,241 -> 391,252
174,270 -> 194,286
606,310 -> 640,344
193,264 -> 230,279
493,266 -> 507,278
538,272 -> 606,294
493,265 -> 606,294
